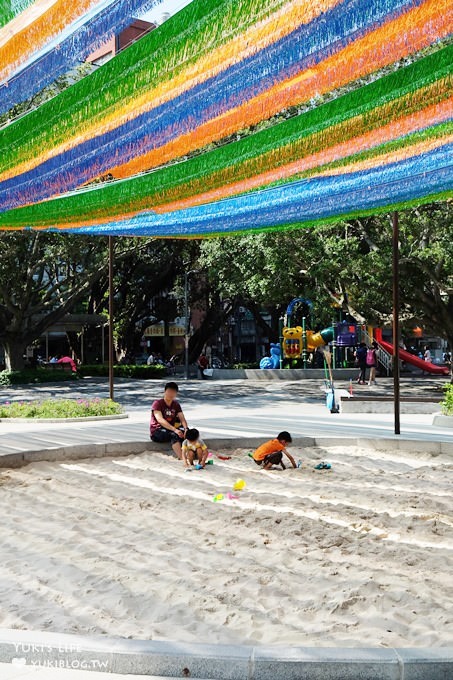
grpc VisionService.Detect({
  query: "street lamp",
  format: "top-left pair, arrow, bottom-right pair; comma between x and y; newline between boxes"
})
184,268 -> 199,380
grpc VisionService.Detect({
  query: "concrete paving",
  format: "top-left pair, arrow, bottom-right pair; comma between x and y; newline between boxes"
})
0,377 -> 452,459
0,664 -> 191,679
0,629 -> 451,680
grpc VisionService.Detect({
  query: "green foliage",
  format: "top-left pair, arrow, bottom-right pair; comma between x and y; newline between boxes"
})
0,369 -> 78,385
440,384 -> 453,416
0,232 -> 187,370
78,364 -> 167,379
0,398 -> 122,419
0,231 -> 109,370
199,201 -> 453,344
231,362 -> 260,369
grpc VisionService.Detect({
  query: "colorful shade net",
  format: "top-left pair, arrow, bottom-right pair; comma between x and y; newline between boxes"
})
0,0 -> 36,28
0,0 -> 451,238
0,0 -> 162,116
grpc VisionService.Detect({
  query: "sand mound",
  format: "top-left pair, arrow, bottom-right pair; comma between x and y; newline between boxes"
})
0,445 -> 452,647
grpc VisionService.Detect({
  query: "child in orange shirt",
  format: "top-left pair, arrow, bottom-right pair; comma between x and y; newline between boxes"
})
252,431 -> 296,470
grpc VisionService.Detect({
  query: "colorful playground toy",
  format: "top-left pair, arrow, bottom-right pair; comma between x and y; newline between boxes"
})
261,297 -> 358,368
227,492 -> 239,500
213,494 -> 224,502
259,343 -> 281,369
233,479 -> 247,491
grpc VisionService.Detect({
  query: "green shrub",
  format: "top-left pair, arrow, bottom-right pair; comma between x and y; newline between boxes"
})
0,398 -> 123,419
440,384 -> 453,416
78,364 -> 167,379
0,369 -> 78,386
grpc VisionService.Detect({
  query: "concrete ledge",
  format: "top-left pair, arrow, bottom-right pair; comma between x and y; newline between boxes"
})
1,436 -> 452,469
433,413 -> 453,428
253,646 -> 400,680
0,629 -> 451,679
342,401 -> 439,414
212,368 -> 358,380
396,648 -> 453,680
0,414 -> 128,424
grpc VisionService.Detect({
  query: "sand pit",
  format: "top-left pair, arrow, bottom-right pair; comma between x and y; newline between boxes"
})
0,444 -> 452,648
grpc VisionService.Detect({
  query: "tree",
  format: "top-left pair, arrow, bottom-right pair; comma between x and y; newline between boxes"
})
86,238 -> 188,359
199,202 -> 453,347
0,232 -> 108,370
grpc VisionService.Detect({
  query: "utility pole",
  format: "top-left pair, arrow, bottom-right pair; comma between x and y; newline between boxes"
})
392,211 -> 400,435
184,268 -> 199,380
108,236 -> 114,401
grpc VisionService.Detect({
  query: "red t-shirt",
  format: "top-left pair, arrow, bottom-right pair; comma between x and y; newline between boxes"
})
150,398 -> 182,434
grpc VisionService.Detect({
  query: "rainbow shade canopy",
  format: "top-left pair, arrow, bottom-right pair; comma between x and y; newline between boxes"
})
0,0 -> 452,238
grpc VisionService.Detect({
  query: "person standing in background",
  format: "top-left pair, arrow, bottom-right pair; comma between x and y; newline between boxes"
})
355,342 -> 368,385
367,341 -> 378,386
197,353 -> 209,379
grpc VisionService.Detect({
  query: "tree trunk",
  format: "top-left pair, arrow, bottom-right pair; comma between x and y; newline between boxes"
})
3,339 -> 26,371
188,302 -> 232,362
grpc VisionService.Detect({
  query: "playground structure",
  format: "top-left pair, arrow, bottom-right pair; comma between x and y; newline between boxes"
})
260,298 -> 450,375
374,328 -> 449,376
260,298 -> 358,370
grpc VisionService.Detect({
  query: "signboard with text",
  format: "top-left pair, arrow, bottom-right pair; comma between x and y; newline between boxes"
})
143,324 -> 164,337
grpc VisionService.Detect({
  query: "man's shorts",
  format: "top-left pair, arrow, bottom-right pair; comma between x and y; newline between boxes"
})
253,451 -> 283,466
151,427 -> 184,444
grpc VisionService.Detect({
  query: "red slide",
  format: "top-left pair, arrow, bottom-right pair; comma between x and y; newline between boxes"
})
374,329 -> 449,375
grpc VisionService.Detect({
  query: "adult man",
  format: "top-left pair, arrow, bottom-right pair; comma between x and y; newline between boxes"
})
150,382 -> 188,459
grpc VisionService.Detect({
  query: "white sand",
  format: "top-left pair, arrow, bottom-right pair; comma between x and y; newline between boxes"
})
0,445 -> 452,647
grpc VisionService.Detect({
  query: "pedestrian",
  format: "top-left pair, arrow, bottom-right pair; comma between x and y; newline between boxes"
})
147,352 -> 154,365
355,342 -> 368,384
367,341 -> 378,386
423,345 -> 432,363
197,353 -> 209,379
150,382 -> 188,459
166,354 -> 177,375
57,354 -> 77,372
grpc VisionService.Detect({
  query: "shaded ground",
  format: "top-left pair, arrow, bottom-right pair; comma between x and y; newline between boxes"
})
0,375 -> 447,411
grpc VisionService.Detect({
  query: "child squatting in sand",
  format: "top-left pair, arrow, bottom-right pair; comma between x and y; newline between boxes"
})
252,431 -> 297,470
182,428 -> 209,469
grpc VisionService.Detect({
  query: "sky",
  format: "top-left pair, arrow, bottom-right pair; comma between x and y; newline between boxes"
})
141,0 -> 193,24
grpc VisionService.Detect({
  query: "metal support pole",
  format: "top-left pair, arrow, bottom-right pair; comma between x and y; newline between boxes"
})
108,236 -> 114,401
302,316 -> 307,369
184,271 -> 189,380
278,316 -> 284,369
331,318 -> 336,370
392,211 -> 400,435
183,268 -> 199,379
